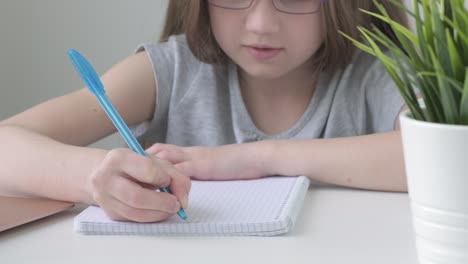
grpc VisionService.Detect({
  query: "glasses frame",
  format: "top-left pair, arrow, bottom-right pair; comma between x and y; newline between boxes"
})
207,0 -> 325,15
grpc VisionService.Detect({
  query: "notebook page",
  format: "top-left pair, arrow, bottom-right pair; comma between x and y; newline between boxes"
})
75,176 -> 309,236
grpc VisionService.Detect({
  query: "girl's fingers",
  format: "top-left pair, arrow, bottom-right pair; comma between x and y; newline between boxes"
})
102,148 -> 172,187
147,144 -> 188,164
108,176 -> 181,214
101,195 -> 173,223
91,148 -> 193,222
154,149 -> 188,164
174,161 -> 194,178
146,143 -> 176,154
167,169 -> 192,209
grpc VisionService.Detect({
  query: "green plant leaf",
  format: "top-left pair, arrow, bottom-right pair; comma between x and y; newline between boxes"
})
339,31 -> 376,56
443,14 -> 468,47
360,30 -> 399,70
417,72 -> 445,121
360,27 -> 425,120
347,0 -> 468,124
453,8 -> 468,66
430,48 -> 459,123
359,8 -> 418,44
418,71 -> 465,93
364,23 -> 439,121
369,27 -> 430,116
431,0 -> 453,77
460,68 -> 468,124
393,51 -> 427,120
446,29 -> 464,81
386,0 -> 418,19
370,25 -> 426,73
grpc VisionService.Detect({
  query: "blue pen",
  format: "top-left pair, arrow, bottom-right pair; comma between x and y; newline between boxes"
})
67,49 -> 187,220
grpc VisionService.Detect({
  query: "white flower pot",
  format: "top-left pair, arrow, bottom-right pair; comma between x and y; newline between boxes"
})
400,110 -> 468,263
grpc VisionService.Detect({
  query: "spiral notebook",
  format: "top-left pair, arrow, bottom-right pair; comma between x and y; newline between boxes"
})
74,176 -> 310,236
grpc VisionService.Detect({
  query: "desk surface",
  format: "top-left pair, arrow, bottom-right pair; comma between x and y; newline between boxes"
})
0,185 -> 418,264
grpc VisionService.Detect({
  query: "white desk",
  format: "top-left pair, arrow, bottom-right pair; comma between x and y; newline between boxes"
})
0,185 -> 418,264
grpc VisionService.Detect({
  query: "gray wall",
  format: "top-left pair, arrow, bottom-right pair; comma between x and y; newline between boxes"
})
0,0 -> 168,148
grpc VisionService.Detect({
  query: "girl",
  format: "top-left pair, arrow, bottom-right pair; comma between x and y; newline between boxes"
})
0,0 -> 409,223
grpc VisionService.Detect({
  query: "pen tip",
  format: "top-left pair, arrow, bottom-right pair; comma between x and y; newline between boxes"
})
178,209 -> 187,220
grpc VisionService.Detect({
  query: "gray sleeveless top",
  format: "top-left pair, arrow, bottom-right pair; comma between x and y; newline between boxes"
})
132,35 -> 404,147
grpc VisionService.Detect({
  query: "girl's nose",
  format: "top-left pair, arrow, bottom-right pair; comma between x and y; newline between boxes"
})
244,0 -> 281,35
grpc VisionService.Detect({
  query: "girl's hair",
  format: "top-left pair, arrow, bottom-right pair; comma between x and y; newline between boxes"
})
160,0 -> 408,73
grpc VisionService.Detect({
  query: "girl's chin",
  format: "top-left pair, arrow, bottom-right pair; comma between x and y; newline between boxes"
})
238,65 -> 287,80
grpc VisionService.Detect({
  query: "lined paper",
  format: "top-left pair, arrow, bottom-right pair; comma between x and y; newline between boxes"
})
74,176 -> 309,236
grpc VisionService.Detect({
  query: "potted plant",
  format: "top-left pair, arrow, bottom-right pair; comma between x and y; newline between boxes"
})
343,0 -> 468,263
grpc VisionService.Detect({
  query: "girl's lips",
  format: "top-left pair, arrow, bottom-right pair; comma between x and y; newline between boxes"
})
246,46 -> 282,60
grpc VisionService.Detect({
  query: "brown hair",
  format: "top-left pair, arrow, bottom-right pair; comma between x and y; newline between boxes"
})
160,0 -> 408,74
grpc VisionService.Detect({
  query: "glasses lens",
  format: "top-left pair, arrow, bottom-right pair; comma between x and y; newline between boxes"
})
274,0 -> 322,14
208,0 -> 322,14
208,0 -> 253,9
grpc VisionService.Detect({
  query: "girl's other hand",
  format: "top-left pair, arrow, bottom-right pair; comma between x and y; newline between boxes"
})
88,148 -> 191,222
146,143 -> 269,181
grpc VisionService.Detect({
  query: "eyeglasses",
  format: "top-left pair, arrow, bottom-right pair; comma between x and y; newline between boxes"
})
207,0 -> 324,15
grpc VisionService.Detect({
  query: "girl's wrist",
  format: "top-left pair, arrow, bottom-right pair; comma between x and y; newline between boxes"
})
255,139 -> 309,177
80,148 -> 107,205
249,139 -> 285,177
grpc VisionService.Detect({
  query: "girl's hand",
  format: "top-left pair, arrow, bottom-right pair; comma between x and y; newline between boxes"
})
146,143 -> 270,181
88,148 -> 191,222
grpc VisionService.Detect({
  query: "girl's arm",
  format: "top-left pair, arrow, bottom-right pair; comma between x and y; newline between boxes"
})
0,125 -> 106,203
149,129 -> 407,192
263,131 -> 407,192
0,52 -> 154,200
0,52 -> 156,147
0,52 -> 190,222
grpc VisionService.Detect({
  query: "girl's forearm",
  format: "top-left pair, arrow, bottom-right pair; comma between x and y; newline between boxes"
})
0,125 -> 106,204
259,131 -> 407,192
